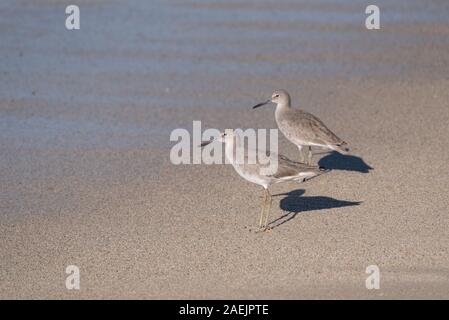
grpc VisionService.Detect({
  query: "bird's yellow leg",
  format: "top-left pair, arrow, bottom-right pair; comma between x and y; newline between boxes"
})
308,146 -> 313,165
298,146 -> 305,163
258,188 -> 268,229
263,189 -> 273,231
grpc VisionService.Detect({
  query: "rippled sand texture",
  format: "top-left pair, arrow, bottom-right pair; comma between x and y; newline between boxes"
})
1,0 -> 449,298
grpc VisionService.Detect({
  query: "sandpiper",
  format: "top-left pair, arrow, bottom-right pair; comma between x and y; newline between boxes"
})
253,89 -> 350,165
201,130 -> 326,231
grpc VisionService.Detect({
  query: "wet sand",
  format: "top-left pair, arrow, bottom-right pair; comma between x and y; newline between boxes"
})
1,0 -> 449,298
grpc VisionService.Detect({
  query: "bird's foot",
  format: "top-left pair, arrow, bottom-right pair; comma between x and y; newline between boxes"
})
263,226 -> 272,233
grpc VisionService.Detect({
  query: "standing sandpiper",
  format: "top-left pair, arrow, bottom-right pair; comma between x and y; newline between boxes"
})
201,130 -> 327,231
253,89 -> 350,165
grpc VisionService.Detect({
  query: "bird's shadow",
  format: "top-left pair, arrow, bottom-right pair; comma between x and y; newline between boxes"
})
268,189 -> 361,230
318,151 -> 373,173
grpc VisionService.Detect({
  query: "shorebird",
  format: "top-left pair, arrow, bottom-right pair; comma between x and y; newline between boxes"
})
253,89 -> 350,165
201,130 -> 326,231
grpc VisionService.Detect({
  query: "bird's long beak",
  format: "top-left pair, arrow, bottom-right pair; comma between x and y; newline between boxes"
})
200,139 -> 214,147
252,99 -> 271,109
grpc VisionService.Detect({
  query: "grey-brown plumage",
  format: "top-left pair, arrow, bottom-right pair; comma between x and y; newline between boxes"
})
253,89 -> 350,164
268,154 -> 325,180
200,131 -> 327,231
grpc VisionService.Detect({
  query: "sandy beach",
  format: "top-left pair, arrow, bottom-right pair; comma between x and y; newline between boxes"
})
1,0 -> 449,299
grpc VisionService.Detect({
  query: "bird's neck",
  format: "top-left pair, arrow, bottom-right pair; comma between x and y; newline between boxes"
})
275,102 -> 290,117
224,136 -> 241,164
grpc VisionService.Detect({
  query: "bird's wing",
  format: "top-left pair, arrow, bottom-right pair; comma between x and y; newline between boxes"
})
270,154 -> 323,179
281,110 -> 346,146
236,148 -> 294,177
233,147 -> 326,180
300,111 -> 346,145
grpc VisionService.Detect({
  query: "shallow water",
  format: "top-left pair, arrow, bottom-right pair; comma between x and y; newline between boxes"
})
1,0 -> 448,149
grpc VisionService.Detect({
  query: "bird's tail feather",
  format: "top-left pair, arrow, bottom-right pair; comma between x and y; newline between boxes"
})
297,166 -> 329,182
319,166 -> 330,173
330,142 -> 351,155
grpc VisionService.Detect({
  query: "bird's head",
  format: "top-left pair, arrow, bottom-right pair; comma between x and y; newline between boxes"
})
200,130 -> 235,147
252,89 -> 291,109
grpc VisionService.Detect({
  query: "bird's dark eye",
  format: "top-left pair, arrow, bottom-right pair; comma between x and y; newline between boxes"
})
275,94 -> 279,98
